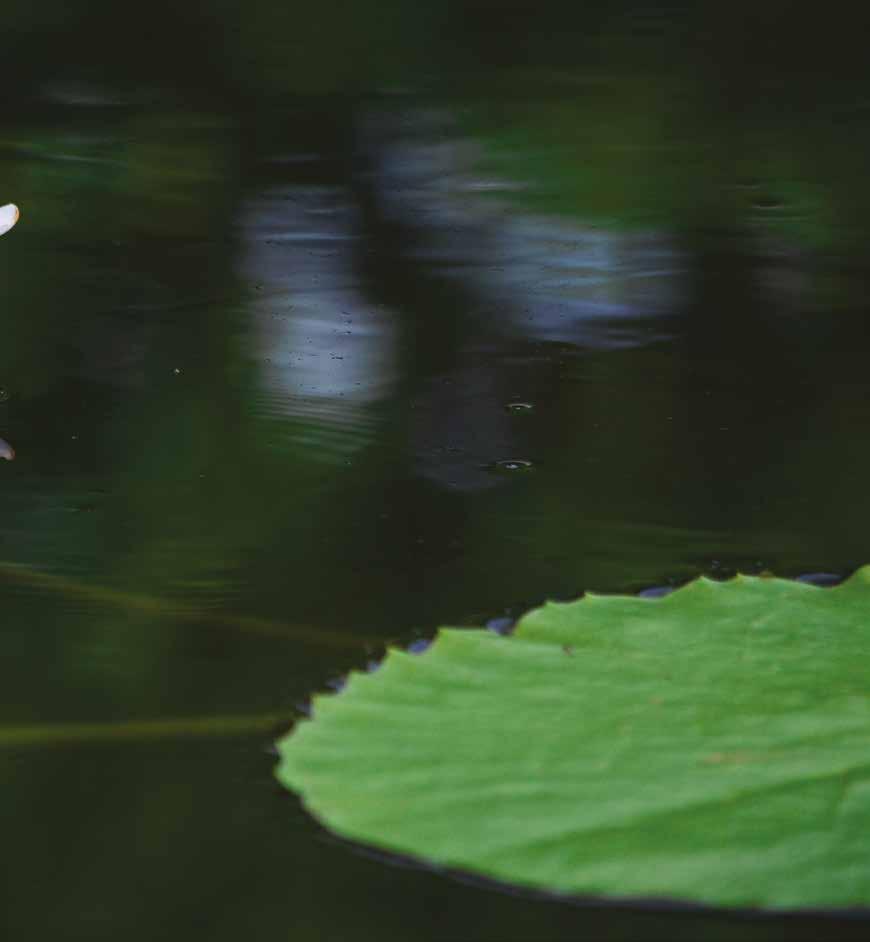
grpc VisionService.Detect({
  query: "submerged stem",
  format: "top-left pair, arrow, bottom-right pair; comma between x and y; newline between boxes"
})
0,712 -> 291,748
0,561 -> 373,649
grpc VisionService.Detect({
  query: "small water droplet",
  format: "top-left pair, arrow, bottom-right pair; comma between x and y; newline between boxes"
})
505,401 -> 534,414
489,458 -> 534,474
0,388 -> 10,403
325,676 -> 347,692
406,639 -> 431,655
173,368 -> 182,375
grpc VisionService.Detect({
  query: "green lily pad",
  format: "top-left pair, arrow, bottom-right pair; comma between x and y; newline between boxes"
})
276,570 -> 870,909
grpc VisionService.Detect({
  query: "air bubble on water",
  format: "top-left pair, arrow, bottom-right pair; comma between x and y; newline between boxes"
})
752,196 -> 784,211
489,458 -> 534,474
505,401 -> 534,414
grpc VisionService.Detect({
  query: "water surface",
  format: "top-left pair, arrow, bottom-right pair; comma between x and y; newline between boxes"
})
3,62 -> 870,941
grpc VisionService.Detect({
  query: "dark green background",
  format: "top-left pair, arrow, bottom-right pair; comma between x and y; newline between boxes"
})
2,3 -> 870,939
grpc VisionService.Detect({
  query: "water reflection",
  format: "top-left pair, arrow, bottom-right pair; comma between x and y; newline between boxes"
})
241,184 -> 398,462
343,108 -> 688,491
363,106 -> 684,347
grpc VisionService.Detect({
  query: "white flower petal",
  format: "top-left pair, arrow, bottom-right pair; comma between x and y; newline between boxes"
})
0,204 -> 20,236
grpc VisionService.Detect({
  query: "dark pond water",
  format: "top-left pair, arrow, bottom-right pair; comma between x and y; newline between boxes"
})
4,11 -> 870,939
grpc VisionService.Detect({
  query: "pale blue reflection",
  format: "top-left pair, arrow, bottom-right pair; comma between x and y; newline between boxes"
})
240,184 -> 398,462
361,107 -> 685,348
